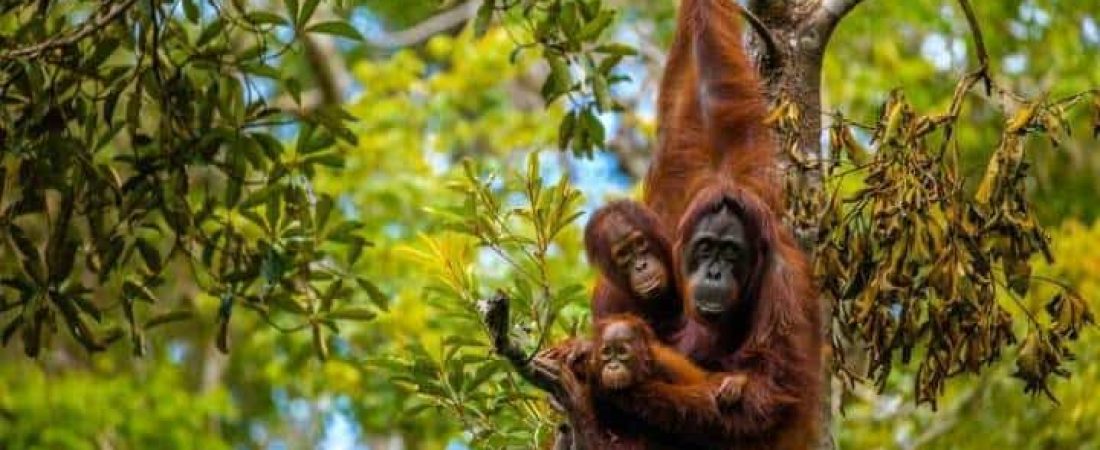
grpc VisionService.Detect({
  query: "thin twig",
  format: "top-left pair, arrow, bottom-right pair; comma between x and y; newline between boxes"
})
0,0 -> 141,60
956,0 -> 991,93
366,0 -> 481,49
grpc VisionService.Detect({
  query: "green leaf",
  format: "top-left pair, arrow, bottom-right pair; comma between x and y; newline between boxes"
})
593,74 -> 611,112
543,53 -> 572,100
356,277 -> 388,311
240,184 -> 285,209
306,21 -> 364,41
581,107 -> 604,146
298,0 -> 320,27
558,110 -> 577,151
474,0 -> 494,37
246,11 -> 288,26
326,307 -> 377,322
183,0 -> 199,23
123,280 -> 159,304
285,77 -> 303,105
135,238 -> 162,273
301,152 -> 345,168
593,43 -> 637,56
197,18 -> 226,47
577,10 -> 615,41
285,0 -> 300,23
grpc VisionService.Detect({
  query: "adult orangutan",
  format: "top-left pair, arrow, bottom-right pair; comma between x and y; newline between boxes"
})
549,0 -> 821,447
560,315 -> 748,450
593,0 -> 822,447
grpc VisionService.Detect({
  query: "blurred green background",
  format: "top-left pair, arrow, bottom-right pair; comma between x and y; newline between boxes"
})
2,0 -> 1099,449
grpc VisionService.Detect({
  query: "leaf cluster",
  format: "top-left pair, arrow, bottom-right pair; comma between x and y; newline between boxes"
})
381,154 -> 588,448
478,0 -> 636,157
792,79 -> 1100,406
0,0 -> 380,359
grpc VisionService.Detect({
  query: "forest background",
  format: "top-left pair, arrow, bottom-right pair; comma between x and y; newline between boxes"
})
1,0 -> 1099,449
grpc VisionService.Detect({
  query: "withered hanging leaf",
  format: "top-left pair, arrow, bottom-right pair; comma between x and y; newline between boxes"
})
763,98 -> 790,127
1006,99 -> 1042,134
1047,291 -> 1095,339
1003,256 -> 1031,297
1013,330 -> 1067,401
839,124 -> 869,166
875,90 -> 906,145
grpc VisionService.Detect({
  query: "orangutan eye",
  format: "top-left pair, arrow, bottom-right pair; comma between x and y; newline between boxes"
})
613,247 -> 632,264
722,243 -> 741,261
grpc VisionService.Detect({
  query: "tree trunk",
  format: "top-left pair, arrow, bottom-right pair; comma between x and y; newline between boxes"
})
744,2 -> 864,449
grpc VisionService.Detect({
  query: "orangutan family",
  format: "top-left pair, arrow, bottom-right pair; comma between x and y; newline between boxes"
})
540,0 -> 821,448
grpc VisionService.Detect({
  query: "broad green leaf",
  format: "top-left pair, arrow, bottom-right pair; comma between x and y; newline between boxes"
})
306,21 -> 364,41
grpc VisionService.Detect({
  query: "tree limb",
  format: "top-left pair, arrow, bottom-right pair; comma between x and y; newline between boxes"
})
813,0 -> 865,33
736,2 -> 786,70
366,0 -> 481,49
476,292 -> 595,450
0,0 -> 140,61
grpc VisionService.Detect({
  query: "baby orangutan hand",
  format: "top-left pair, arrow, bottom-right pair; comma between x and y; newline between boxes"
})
714,373 -> 748,408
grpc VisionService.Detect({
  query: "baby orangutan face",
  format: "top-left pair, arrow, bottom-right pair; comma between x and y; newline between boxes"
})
594,320 -> 650,391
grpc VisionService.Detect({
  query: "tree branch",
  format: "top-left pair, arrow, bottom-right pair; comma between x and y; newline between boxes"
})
366,0 -> 481,49
956,0 -> 992,93
476,292 -> 595,450
0,0 -> 140,61
736,2 -> 786,70
813,0 -> 865,33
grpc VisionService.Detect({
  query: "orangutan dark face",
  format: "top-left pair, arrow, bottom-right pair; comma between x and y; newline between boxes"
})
605,216 -> 669,301
682,206 -> 753,319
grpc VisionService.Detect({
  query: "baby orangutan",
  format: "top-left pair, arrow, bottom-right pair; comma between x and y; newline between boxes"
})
588,314 -> 746,407
556,315 -> 748,449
